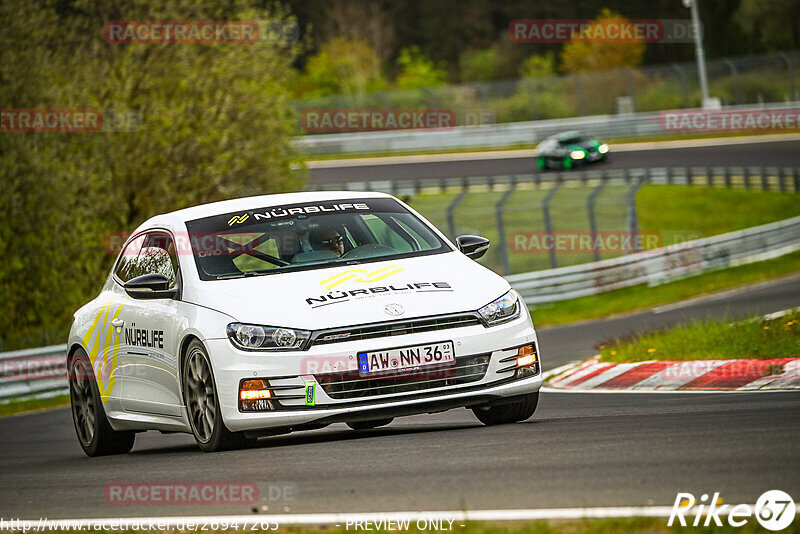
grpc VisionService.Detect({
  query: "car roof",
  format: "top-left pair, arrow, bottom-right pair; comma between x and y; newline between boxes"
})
136,190 -> 395,232
551,131 -> 584,141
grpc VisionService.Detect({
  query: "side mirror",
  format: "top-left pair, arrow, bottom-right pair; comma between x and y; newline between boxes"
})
124,273 -> 178,300
456,235 -> 490,260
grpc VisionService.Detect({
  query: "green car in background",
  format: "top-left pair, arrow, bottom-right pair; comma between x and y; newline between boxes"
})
535,131 -> 609,170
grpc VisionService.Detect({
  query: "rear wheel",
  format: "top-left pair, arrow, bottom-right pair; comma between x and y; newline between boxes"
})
183,340 -> 251,452
346,418 -> 394,430
536,156 -> 546,170
472,393 -> 539,426
69,349 -> 135,457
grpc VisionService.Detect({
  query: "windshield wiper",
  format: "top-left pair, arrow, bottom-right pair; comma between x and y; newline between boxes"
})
216,271 -> 263,280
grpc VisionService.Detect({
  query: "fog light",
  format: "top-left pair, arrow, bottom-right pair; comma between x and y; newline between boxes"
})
514,344 -> 539,379
239,379 -> 273,412
240,389 -> 272,400
515,344 -> 537,367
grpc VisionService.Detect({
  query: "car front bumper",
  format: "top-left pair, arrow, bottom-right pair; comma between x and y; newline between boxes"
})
205,310 -> 543,433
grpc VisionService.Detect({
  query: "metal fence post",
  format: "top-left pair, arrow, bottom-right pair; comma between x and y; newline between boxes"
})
671,64 -> 690,108
778,52 -> 798,101
622,68 -> 637,112
723,58 -> 743,105
587,179 -> 607,262
525,79 -> 538,120
574,75 -> 587,116
495,178 -> 517,276
626,177 -> 647,253
447,185 -> 468,240
542,179 -> 563,269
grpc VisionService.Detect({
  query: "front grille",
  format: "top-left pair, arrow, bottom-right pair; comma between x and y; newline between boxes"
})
316,352 -> 491,400
311,313 -> 483,346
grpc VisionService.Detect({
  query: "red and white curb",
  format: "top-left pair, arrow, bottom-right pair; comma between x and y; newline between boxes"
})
544,357 -> 800,392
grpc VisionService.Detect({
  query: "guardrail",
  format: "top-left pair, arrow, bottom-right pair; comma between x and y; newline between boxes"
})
315,165 -> 800,195
0,344 -> 68,401
508,215 -> 800,304
295,101 -> 800,155
2,215 -> 799,401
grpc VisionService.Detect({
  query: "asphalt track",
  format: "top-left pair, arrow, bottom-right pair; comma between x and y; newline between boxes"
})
1,274 -> 798,520
309,137 -> 800,184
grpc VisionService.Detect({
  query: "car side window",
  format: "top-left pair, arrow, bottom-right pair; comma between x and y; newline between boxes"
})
114,234 -> 146,283
140,233 -> 179,288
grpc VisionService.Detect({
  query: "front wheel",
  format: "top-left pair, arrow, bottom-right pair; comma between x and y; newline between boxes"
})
183,340 -> 251,452
472,392 -> 539,426
69,349 -> 135,457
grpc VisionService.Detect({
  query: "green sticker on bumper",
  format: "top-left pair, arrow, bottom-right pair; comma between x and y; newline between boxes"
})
305,382 -> 315,406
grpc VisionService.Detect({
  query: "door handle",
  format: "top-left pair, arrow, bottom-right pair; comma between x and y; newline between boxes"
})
111,318 -> 125,329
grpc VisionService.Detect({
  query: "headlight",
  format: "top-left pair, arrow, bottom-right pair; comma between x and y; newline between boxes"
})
227,323 -> 310,351
478,290 -> 521,326
569,150 -> 585,160
598,143 -> 609,154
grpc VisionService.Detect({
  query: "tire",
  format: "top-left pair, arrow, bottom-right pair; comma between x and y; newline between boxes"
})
182,340 -> 250,452
69,349 -> 135,457
472,392 -> 539,426
536,156 -> 546,170
561,157 -> 573,170
346,418 -> 394,430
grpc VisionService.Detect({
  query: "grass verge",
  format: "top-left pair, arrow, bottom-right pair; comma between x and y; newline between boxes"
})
406,185 -> 800,275
599,311 -> 800,363
532,250 -> 800,327
0,393 -> 69,418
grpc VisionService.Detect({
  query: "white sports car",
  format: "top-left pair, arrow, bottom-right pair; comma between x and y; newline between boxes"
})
68,192 -> 542,454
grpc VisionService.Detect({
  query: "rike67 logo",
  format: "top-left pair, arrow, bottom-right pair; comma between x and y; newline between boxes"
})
669,490 -> 795,531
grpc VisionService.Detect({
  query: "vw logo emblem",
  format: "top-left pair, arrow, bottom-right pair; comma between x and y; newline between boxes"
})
384,303 -> 405,316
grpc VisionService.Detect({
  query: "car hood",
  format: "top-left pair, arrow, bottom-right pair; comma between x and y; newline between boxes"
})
186,252 -> 510,330
569,139 -> 600,151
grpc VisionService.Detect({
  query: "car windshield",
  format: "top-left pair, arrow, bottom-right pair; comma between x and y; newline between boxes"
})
560,136 -> 587,145
185,197 -> 450,280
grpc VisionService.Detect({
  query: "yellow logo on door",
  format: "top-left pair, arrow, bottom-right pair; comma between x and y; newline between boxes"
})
320,265 -> 403,290
81,301 -> 126,404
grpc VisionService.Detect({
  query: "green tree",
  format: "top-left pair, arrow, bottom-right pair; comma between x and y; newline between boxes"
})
735,0 -> 800,51
394,46 -> 448,89
0,0 -> 304,349
519,53 -> 557,79
296,37 -> 386,97
560,8 -> 645,73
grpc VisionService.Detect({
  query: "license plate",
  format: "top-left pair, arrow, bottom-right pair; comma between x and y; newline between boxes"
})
358,341 -> 455,376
